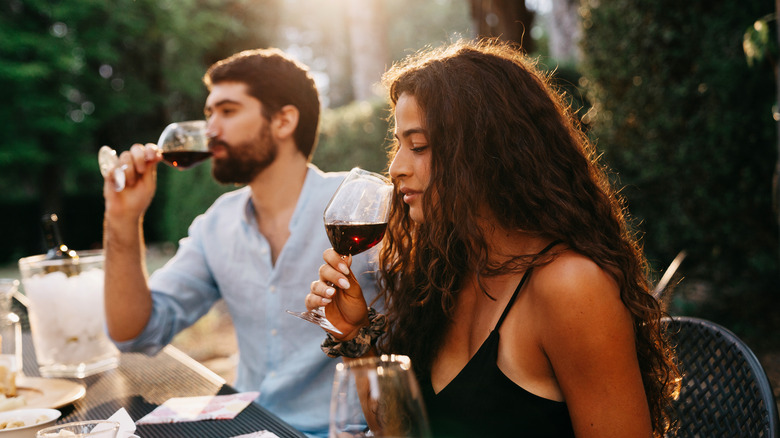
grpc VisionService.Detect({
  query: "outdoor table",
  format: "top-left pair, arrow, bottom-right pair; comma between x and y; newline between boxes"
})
20,330 -> 307,438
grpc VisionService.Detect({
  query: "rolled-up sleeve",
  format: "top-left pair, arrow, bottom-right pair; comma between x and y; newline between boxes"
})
112,197 -> 225,354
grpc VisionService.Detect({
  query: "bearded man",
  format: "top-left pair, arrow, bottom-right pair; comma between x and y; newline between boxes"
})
102,49 -> 378,438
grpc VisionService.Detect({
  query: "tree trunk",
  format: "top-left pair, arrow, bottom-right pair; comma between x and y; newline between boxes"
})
469,0 -> 535,53
347,0 -> 389,101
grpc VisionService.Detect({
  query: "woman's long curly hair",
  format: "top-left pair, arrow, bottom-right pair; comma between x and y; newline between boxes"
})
374,39 -> 679,436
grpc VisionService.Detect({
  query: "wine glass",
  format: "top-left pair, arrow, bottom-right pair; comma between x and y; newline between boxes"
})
330,354 -> 431,438
98,120 -> 211,191
286,167 -> 394,334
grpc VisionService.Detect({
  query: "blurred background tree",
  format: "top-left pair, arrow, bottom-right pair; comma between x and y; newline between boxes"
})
469,0 -> 536,52
0,0 -> 276,260
163,0 -> 476,239
1,0 -> 778,336
579,0 -> 778,334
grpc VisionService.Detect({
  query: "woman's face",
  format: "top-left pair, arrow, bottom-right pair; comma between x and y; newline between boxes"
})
389,93 -> 431,224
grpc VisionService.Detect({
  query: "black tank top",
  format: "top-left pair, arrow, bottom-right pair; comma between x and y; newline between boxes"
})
420,241 -> 575,438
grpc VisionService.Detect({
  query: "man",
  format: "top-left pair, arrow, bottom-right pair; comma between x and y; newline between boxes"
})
102,48 -> 378,438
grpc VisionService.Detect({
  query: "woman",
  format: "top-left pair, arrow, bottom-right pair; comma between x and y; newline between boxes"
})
308,39 -> 679,438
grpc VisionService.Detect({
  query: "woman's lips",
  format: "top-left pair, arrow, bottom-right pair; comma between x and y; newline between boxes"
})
401,190 -> 420,204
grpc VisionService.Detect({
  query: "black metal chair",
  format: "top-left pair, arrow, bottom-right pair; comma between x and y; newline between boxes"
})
653,250 -> 687,300
664,316 -> 780,437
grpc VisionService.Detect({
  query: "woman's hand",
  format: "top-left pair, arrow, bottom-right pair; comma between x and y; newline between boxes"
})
308,248 -> 369,340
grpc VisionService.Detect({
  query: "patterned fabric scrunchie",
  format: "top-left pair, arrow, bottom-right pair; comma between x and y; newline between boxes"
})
320,307 -> 387,358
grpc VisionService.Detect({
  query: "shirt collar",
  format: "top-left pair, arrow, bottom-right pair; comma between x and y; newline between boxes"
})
240,163 -> 324,229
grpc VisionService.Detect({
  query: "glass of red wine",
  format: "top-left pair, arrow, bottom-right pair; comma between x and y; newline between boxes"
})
287,167 -> 394,334
98,120 -> 212,191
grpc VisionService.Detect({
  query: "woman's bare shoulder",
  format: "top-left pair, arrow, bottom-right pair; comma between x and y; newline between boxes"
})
528,250 -> 626,324
534,250 -> 617,293
525,249 -> 637,373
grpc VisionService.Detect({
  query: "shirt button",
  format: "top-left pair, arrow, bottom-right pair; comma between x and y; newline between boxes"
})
269,371 -> 276,378
271,329 -> 278,336
269,286 -> 276,293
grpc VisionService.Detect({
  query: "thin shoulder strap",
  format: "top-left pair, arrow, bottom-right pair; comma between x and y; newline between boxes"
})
495,240 -> 563,330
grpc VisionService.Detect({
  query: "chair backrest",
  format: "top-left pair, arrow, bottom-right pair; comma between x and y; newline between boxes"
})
664,316 -> 779,437
653,250 -> 687,300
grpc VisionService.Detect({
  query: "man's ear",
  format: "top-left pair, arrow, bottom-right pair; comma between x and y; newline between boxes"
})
271,105 -> 299,140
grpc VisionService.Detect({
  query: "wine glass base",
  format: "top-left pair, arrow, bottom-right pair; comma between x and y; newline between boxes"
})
286,308 -> 343,335
97,146 -> 127,192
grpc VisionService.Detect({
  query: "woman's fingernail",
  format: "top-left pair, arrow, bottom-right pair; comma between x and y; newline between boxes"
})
338,278 -> 350,289
325,288 -> 336,297
321,297 -> 332,304
338,263 -> 349,275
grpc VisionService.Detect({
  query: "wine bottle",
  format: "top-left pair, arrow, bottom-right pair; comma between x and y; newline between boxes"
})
41,214 -> 76,260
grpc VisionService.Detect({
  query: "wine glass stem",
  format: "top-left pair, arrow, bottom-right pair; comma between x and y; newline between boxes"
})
111,165 -> 128,192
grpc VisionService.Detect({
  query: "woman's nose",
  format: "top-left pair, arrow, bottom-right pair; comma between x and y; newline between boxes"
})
389,148 -> 408,179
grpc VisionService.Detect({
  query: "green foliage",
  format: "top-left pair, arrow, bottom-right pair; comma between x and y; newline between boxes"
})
0,0 -> 273,260
312,99 -> 391,174
0,0 -> 274,205
579,0 -> 778,297
159,163 -> 236,243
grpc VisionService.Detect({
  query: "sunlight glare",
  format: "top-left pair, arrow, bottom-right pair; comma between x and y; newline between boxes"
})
526,0 -> 552,14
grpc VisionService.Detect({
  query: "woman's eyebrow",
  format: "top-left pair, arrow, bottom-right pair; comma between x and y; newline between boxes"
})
394,127 -> 427,141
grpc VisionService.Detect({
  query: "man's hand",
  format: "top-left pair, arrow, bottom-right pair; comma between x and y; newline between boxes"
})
103,143 -> 162,223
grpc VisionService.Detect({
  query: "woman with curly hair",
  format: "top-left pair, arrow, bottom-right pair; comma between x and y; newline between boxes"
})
307,39 -> 679,438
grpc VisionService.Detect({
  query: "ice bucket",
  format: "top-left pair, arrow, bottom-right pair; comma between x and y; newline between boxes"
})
18,250 -> 119,378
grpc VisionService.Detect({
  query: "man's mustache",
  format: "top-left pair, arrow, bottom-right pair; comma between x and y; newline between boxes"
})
208,140 -> 229,150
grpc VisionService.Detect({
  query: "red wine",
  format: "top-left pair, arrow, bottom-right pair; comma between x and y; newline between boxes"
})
162,151 -> 212,169
325,222 -> 387,255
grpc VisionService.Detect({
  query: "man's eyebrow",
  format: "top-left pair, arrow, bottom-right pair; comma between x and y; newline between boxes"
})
204,98 -> 242,112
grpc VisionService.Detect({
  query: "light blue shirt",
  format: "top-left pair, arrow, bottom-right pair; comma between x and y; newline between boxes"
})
113,165 -> 380,438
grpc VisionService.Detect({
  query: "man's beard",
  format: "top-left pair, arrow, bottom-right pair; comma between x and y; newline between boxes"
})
211,124 -> 277,184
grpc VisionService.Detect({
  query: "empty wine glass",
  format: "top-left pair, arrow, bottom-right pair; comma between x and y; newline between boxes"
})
37,420 -> 120,437
330,354 -> 431,438
98,120 -> 211,191
287,167 -> 393,334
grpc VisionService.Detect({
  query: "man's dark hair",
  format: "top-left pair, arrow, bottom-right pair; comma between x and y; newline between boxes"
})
204,48 -> 321,159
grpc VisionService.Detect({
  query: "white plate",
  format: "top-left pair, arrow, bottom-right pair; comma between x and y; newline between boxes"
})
0,408 -> 60,437
14,377 -> 86,410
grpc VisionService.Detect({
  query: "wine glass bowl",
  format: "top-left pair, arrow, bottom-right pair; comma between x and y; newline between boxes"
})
323,168 -> 393,256
330,354 -> 431,438
98,120 -> 211,191
157,120 -> 211,170
287,168 -> 393,333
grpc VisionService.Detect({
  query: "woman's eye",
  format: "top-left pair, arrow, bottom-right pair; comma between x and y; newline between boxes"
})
410,145 -> 428,153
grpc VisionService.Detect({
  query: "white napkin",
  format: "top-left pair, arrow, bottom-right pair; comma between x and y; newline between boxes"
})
230,432 -> 280,438
100,405 -> 278,438
97,407 -> 138,438
135,392 -> 259,424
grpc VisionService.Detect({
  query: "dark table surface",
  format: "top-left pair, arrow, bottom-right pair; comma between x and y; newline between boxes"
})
20,330 -> 307,438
